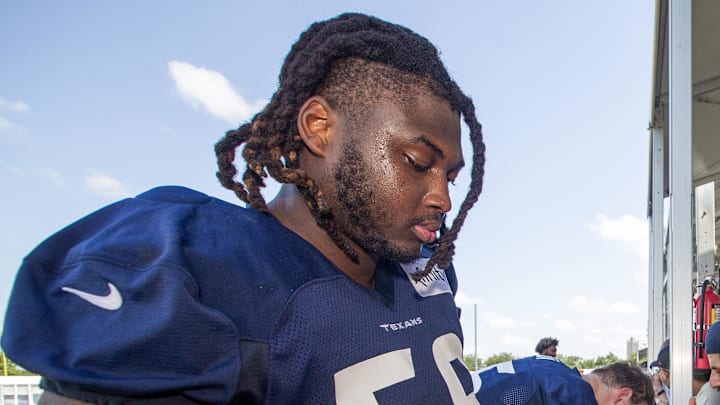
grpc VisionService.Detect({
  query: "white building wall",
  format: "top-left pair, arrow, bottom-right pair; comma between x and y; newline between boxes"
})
0,376 -> 42,405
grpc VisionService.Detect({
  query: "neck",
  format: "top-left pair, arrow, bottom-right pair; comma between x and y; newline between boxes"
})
581,372 -> 600,392
581,373 -> 606,403
267,184 -> 378,287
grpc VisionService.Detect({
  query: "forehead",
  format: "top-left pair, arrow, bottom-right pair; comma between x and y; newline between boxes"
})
366,92 -> 462,155
710,353 -> 720,367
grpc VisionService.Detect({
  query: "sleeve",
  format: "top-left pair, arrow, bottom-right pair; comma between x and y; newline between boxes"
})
475,359 -> 544,404
530,358 -> 598,405
1,196 -> 242,404
475,357 -> 599,405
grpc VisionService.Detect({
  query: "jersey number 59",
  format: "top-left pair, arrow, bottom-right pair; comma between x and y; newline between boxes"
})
334,333 -> 480,404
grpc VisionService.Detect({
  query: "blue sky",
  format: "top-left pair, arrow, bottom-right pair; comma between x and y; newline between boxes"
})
1,1 -> 654,360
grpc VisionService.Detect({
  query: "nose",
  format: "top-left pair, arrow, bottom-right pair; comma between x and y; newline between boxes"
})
423,174 -> 452,214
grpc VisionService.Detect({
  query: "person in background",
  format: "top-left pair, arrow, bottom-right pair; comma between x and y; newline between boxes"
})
535,336 -> 560,357
651,342 -> 671,404
652,372 -> 668,404
475,355 -> 654,405
689,367 -> 720,405
1,12 -> 487,404
698,322 -> 720,399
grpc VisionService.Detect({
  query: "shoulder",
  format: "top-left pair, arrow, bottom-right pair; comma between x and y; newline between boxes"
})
3,186 -> 332,404
696,381 -> 720,403
476,357 -> 595,405
475,358 -> 542,404
26,186 -> 269,268
477,356 -> 568,377
525,357 -> 596,404
135,185 -> 215,204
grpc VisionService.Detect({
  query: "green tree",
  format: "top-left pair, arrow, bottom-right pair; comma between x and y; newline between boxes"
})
592,352 -> 621,368
1,352 -> 36,376
484,352 -> 515,367
463,354 -> 483,371
627,351 -> 639,366
476,351 -> 626,373
557,354 -> 583,368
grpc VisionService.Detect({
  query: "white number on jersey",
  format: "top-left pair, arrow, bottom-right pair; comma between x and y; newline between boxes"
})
334,333 -> 480,404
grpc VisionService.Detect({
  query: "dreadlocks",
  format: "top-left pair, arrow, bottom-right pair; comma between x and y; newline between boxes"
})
214,12 -> 485,279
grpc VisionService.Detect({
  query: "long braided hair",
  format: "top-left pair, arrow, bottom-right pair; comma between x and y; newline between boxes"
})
215,12 -> 485,279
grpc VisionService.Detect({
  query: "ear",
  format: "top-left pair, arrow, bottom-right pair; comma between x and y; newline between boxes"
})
297,96 -> 334,157
614,387 -> 632,404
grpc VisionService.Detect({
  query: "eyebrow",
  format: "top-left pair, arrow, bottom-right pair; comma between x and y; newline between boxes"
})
412,136 -> 465,171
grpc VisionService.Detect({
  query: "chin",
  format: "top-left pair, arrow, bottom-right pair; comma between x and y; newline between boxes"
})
353,229 -> 422,263
375,243 -> 423,263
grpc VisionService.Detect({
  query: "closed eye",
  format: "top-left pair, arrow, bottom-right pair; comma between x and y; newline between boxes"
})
406,155 -> 431,173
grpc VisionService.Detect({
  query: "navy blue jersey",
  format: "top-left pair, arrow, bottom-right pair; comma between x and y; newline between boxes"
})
2,186 -> 479,404
475,356 -> 598,405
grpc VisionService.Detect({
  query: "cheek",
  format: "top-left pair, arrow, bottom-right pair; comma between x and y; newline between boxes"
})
369,147 -> 419,209
711,370 -> 720,387
373,161 -> 410,212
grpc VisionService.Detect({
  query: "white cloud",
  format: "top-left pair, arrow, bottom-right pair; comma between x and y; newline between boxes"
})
501,334 -> 532,348
42,169 -> 66,187
7,165 -> 23,176
553,318 -> 577,331
482,311 -> 516,329
168,61 -> 266,124
455,290 -> 483,306
6,165 -> 66,187
0,116 -> 29,142
84,172 -> 133,199
0,116 -> 16,130
589,213 -> 648,282
568,295 -> 640,314
589,214 -> 648,257
581,333 -> 605,346
0,115 -> 20,132
0,97 -> 30,113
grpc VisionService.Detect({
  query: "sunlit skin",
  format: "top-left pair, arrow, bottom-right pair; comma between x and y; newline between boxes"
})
541,345 -> 558,357
658,368 -> 670,389
653,373 -> 668,404
268,93 -> 463,288
709,353 -> 720,389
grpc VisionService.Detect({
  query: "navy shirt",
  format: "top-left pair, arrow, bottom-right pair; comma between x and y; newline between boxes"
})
2,186 -> 478,404
475,356 -> 598,405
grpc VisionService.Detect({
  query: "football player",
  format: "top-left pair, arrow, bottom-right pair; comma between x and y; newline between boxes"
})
2,12 -> 486,404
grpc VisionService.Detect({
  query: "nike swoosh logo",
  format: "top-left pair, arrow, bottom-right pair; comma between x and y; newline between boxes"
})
62,282 -> 123,311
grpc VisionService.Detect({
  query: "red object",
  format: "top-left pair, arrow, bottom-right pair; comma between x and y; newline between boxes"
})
694,279 -> 720,370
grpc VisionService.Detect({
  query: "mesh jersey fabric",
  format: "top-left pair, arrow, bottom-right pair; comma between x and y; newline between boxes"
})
475,356 -> 599,405
2,186 -> 475,404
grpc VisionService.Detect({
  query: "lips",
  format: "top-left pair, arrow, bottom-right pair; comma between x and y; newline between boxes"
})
412,222 -> 440,244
